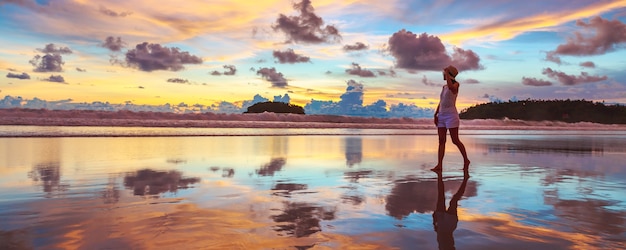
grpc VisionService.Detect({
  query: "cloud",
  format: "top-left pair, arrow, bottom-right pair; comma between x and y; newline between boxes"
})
45,75 -> 65,83
272,0 -> 341,44
38,43 -> 72,54
440,1 -> 626,45
256,67 -> 288,88
101,36 -> 125,52
272,49 -> 311,64
387,30 -> 482,71
99,6 -> 132,17
451,47 -> 483,71
76,67 -> 86,72
210,65 -> 237,76
377,68 -> 397,77
345,63 -> 375,77
339,79 -> 364,108
167,78 -> 189,84
6,72 -> 31,80
222,65 -> 237,75
125,42 -> 203,72
542,68 -> 607,85
421,75 -> 440,87
481,93 -> 503,103
522,77 -> 553,86
273,93 -> 291,103
464,78 -> 480,84
579,61 -> 596,68
552,17 -> 626,56
343,42 -> 369,52
29,54 -> 64,72
545,52 -> 562,65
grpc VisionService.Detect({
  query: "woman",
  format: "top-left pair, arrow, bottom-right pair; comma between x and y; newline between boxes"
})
432,65 -> 470,172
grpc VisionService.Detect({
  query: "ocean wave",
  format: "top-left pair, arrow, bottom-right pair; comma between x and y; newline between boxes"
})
1,117 -> 625,137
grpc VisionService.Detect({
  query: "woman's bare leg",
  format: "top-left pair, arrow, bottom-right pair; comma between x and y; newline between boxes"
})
449,127 -> 470,169
431,127 -> 448,171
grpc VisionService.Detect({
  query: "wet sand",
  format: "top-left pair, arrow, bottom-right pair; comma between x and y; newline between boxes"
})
1,131 -> 625,249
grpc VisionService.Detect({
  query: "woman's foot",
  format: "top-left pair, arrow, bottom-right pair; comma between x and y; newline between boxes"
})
463,159 -> 471,170
431,165 -> 442,172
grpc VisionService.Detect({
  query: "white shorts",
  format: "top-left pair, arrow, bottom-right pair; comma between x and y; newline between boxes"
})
437,112 -> 460,128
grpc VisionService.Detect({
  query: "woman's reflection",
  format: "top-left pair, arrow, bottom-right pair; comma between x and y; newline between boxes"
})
432,170 -> 469,250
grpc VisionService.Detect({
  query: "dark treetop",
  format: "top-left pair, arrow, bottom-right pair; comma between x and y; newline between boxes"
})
459,99 -> 626,124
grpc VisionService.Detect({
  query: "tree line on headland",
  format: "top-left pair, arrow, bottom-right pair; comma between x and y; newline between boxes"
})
459,99 -> 626,124
244,101 -> 305,114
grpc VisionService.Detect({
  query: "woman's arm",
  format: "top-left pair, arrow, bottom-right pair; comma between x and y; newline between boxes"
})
434,104 -> 440,125
445,69 -> 460,95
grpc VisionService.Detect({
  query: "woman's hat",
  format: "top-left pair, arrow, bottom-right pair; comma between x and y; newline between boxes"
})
445,65 -> 458,79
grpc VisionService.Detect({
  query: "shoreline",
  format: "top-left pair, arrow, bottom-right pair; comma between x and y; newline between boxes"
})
2,117 -> 626,131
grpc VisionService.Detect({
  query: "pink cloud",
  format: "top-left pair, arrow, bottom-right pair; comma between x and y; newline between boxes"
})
542,68 -> 607,85
387,29 -> 483,72
552,16 -> 626,56
521,77 -> 553,86
579,61 -> 596,68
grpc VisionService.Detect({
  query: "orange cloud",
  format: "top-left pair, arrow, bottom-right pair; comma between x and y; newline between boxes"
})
441,1 -> 626,45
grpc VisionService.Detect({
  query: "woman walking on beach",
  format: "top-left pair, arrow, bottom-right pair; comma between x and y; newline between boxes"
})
432,65 -> 470,172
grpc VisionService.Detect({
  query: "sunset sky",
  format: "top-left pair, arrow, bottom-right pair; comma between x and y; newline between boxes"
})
1,0 -> 625,111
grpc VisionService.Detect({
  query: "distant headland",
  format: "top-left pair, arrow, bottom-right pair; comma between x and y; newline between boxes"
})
460,99 -> 626,124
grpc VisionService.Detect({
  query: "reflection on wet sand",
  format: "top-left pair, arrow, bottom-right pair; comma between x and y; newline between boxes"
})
433,170 -> 469,250
271,201 -> 337,238
345,137 -> 362,167
272,183 -> 308,198
123,169 -> 200,196
256,158 -> 286,176
385,175 -> 476,219
28,162 -> 69,198
1,134 -> 625,248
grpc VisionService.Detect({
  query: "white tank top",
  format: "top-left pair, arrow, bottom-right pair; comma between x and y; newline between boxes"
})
439,85 -> 458,115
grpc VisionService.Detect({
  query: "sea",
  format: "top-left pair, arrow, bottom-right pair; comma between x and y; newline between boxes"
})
1,125 -> 625,249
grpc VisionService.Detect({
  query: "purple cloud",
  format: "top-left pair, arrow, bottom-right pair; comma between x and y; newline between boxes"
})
210,65 -> 237,76
346,63 -> 375,77
552,16 -> 626,56
421,75 -> 440,87
223,65 -> 236,75
542,68 -> 607,85
343,42 -> 369,52
101,36 -> 125,52
29,54 -> 64,72
272,0 -> 341,44
6,72 -> 30,80
45,75 -> 65,83
579,61 -> 596,68
387,29 -> 482,71
273,49 -> 310,64
38,43 -> 72,54
545,52 -> 562,64
256,67 -> 288,88
464,78 -> 480,84
167,78 -> 189,84
125,42 -> 203,72
522,77 -> 553,86
99,6 -> 132,17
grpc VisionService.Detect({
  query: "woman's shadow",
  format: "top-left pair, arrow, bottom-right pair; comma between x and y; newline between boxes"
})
432,169 -> 469,250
